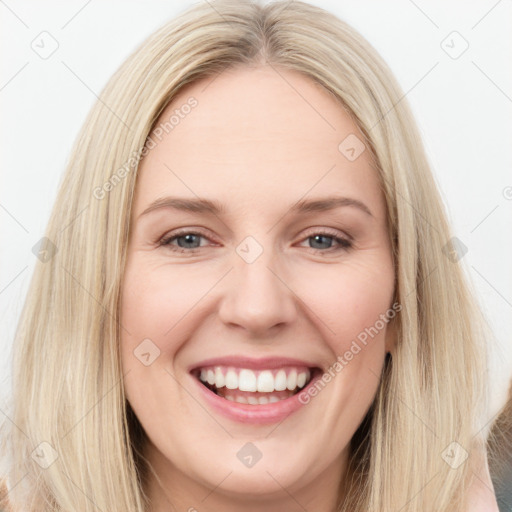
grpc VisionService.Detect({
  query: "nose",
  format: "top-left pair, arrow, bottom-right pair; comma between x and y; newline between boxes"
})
217,247 -> 298,338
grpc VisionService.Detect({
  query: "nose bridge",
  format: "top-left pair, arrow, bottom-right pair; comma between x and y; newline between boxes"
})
217,234 -> 297,334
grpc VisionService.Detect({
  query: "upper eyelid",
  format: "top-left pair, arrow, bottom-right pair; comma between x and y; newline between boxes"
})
159,226 -> 352,246
160,227 -> 219,244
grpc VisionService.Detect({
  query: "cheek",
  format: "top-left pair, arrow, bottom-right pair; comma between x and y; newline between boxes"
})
120,247 -> 395,358
294,253 -> 395,352
119,257 -> 209,358
303,256 -> 394,426
119,258 -> 203,427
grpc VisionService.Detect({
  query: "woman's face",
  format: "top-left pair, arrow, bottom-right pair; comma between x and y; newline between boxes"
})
120,65 -> 396,508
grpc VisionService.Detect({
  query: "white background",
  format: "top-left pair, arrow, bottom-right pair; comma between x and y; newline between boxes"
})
1,0 -> 511,422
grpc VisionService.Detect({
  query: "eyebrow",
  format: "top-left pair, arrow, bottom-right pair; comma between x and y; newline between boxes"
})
138,195 -> 373,219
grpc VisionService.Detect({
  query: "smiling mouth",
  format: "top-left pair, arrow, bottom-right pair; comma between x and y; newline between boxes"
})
192,366 -> 319,405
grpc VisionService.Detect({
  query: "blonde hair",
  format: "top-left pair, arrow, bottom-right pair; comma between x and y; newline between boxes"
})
0,0 -> 490,510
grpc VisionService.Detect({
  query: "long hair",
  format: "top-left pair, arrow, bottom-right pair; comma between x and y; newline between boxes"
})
0,1 -> 489,510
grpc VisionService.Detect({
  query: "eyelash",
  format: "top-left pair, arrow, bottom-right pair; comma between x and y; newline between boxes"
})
158,228 -> 353,254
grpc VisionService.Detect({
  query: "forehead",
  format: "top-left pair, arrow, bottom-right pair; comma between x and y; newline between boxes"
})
134,65 -> 384,219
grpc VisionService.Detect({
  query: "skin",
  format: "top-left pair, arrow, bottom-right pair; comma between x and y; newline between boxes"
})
467,438 -> 500,512
119,64 -> 397,512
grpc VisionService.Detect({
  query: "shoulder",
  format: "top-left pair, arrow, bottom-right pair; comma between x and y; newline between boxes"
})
466,439 -> 500,512
0,479 -> 13,512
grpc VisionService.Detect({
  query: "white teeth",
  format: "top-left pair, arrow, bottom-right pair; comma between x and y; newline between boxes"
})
238,369 -> 257,392
225,369 -> 238,389
258,396 -> 269,405
269,396 -> 280,403
234,395 -> 247,404
225,395 -> 235,401
198,366 -> 312,394
286,369 -> 297,390
297,371 -> 307,388
274,370 -> 288,391
247,396 -> 259,405
214,366 -> 225,388
257,370 -> 274,392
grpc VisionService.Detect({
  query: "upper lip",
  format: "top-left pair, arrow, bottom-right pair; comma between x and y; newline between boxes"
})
188,355 -> 322,373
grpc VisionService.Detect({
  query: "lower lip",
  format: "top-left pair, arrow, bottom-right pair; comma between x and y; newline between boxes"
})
191,372 -> 320,424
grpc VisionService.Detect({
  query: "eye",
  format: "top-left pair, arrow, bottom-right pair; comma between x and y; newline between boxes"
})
298,229 -> 353,253
157,228 -> 353,254
159,230 -> 212,253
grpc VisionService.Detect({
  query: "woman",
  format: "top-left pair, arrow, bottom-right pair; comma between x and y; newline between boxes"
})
0,1 -> 500,510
